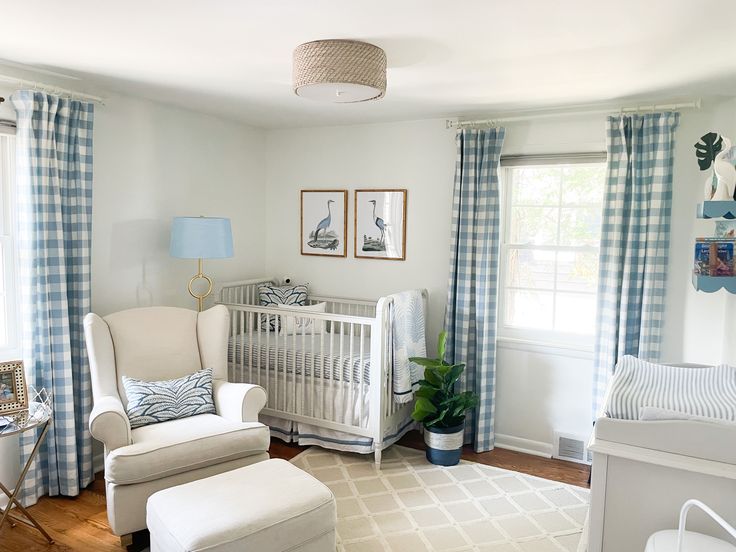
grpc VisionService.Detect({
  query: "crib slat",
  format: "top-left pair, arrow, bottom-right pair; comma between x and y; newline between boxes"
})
239,310 -> 244,383
256,311 -> 262,388
269,314 -> 276,411
294,324 -> 307,415
310,324 -> 315,418
320,328 -> 325,420
348,322 -> 354,425
359,324 -> 365,425
247,311 -> 253,383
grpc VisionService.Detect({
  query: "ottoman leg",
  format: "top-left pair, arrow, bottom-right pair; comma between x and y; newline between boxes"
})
374,447 -> 382,468
120,534 -> 133,548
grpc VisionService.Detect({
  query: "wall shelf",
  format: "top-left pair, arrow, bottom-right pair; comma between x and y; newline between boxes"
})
696,200 -> 736,219
692,273 -> 736,293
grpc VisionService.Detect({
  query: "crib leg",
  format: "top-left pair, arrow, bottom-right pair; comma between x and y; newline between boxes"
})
374,447 -> 382,468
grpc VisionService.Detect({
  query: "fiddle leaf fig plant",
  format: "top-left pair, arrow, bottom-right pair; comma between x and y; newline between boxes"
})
410,331 -> 478,429
695,132 -> 723,171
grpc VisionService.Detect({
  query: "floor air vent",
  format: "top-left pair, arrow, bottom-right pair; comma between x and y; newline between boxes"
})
553,432 -> 590,464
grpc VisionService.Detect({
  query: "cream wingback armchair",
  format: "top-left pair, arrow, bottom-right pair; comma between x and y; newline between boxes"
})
83,305 -> 269,540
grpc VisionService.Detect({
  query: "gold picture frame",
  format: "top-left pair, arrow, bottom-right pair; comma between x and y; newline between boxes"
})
300,190 -> 348,257
354,189 -> 407,260
0,360 -> 28,414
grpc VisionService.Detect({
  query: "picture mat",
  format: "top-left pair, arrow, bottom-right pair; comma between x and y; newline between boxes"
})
355,190 -> 406,260
301,190 -> 347,257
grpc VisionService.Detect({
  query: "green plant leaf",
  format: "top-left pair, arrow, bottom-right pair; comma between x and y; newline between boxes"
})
409,357 -> 443,368
416,378 -> 440,390
423,367 -> 443,387
415,386 -> 437,399
437,330 -> 447,359
695,132 -> 723,171
411,396 -> 438,422
444,364 -> 465,388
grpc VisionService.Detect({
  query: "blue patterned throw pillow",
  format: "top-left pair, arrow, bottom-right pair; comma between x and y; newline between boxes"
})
122,368 -> 217,429
259,283 -> 308,331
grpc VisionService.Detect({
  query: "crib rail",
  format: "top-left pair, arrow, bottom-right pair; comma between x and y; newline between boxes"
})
219,277 -> 275,305
223,302 -> 380,436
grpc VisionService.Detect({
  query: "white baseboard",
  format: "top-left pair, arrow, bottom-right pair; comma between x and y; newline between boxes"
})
495,433 -> 553,458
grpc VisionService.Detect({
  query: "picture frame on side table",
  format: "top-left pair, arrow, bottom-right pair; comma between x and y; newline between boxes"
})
300,190 -> 348,257
354,189 -> 407,260
0,360 -> 28,415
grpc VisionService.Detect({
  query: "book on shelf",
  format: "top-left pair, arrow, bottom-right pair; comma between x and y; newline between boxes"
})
694,239 -> 735,277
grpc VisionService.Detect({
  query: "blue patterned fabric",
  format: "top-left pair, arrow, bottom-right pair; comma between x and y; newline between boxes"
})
444,127 -> 505,453
592,112 -> 679,416
11,90 -> 94,505
388,289 -> 427,403
123,368 -> 217,429
259,283 -> 308,331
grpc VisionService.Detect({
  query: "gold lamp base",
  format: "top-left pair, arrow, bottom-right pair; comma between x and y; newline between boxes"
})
187,258 -> 213,312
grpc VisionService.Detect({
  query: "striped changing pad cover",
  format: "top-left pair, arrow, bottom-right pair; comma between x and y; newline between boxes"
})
604,355 -> 736,421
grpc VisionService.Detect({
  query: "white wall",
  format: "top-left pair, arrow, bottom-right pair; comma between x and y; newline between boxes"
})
668,98 -> 736,366
264,120 -> 456,346
92,94 -> 266,315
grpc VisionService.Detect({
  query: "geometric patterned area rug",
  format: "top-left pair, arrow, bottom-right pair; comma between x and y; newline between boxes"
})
290,445 -> 589,552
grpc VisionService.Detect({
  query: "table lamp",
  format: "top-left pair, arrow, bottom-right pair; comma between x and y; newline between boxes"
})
170,216 -> 233,311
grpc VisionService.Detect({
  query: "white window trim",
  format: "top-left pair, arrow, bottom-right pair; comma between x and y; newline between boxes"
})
0,131 -> 20,359
497,155 -> 605,352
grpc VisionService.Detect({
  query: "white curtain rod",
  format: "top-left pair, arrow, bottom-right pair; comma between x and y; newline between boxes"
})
446,99 -> 701,129
0,74 -> 105,104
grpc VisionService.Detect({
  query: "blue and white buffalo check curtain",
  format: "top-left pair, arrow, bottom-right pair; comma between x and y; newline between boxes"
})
11,91 -> 95,505
592,112 -> 679,416
444,127 -> 505,452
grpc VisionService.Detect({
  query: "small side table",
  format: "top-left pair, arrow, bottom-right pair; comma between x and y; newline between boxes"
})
0,388 -> 54,544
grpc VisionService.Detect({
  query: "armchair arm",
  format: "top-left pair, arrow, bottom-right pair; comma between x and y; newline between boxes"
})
213,380 -> 267,423
90,395 -> 132,452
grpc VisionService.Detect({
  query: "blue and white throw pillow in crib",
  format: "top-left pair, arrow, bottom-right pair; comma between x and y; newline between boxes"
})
122,368 -> 217,429
277,302 -> 326,335
259,283 -> 308,331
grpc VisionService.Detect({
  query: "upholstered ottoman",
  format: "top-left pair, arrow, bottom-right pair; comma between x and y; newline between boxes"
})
146,459 -> 336,552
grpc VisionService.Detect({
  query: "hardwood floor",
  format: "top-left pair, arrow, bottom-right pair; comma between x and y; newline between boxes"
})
0,433 -> 589,551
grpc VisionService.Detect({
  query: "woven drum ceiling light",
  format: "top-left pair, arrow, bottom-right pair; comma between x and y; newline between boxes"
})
293,40 -> 387,103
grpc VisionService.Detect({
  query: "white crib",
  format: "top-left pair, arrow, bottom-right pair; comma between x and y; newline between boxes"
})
217,277 -> 427,466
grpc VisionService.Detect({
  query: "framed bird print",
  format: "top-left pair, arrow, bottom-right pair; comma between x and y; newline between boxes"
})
301,190 -> 348,257
354,189 -> 407,260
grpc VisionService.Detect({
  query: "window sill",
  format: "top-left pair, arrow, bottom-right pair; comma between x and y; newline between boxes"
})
496,336 -> 594,360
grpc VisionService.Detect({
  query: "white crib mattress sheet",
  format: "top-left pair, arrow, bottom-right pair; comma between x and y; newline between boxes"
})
228,332 -> 372,384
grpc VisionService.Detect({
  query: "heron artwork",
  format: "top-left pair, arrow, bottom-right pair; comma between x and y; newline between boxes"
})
307,199 -> 339,251
362,199 -> 389,252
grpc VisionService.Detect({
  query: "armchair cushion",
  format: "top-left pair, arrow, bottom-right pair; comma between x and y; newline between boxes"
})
90,395 -> 132,451
105,414 -> 269,485
122,368 -> 216,429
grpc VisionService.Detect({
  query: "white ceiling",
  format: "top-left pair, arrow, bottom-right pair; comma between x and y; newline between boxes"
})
1,1 -> 735,128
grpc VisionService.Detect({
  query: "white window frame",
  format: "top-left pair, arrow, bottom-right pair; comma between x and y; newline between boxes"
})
0,129 -> 19,358
497,154 -> 606,351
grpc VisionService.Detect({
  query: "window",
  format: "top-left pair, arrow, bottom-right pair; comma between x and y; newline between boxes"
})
0,133 -> 18,354
499,159 -> 606,345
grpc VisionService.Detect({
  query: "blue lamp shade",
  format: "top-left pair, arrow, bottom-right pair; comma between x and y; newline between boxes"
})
170,217 -> 234,259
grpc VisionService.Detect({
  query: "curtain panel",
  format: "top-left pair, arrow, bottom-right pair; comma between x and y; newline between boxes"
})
444,127 -> 505,453
11,90 -> 95,505
592,112 -> 679,416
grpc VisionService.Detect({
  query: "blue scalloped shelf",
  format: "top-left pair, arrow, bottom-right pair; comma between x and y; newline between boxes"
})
692,273 -> 736,293
696,201 -> 736,219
